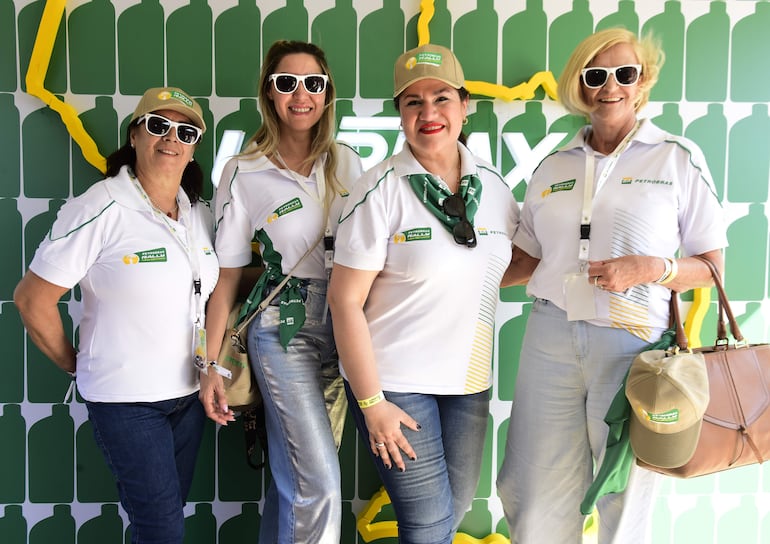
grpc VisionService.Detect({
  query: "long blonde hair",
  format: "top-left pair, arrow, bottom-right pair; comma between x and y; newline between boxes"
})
241,40 -> 344,214
558,28 -> 664,118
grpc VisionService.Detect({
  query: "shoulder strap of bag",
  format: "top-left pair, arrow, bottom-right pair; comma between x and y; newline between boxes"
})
692,255 -> 745,346
233,232 -> 325,336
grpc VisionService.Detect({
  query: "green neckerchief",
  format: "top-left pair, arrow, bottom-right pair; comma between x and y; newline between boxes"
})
407,173 -> 482,235
239,265 -> 305,350
580,327 -> 677,515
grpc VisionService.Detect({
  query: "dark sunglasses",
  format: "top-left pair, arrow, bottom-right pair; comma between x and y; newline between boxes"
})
442,194 -> 477,248
580,64 -> 642,89
269,73 -> 329,95
137,113 -> 202,145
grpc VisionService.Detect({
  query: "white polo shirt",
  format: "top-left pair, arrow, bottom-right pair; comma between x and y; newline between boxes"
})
335,143 -> 518,395
214,143 -> 363,276
30,166 -> 219,402
515,118 -> 727,341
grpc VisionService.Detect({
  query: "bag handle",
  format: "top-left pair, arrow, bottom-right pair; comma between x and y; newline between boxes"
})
692,255 -> 746,346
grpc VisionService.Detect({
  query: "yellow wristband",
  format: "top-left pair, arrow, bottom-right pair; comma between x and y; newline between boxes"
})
357,391 -> 385,409
659,258 -> 679,285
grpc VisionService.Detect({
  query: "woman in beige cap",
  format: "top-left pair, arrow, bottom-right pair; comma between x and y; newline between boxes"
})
14,87 -> 217,544
328,43 -> 518,543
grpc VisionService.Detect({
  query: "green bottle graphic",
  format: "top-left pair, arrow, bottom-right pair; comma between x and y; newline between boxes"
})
718,496 -> 759,543
686,1 -> 729,102
652,103 -> 682,136
0,404 -> 25,503
642,0 -> 684,102
685,103 -> 727,200
191,97 -> 215,201
18,0 -> 67,94
496,304 -> 531,399
454,0 -> 497,83
215,1 -> 261,97
0,303 -> 25,402
73,96 -> 118,196
731,1 -> 770,102
262,0 -> 309,55
218,503 -> 260,544
458,498 -> 493,538
371,99 -> 400,160
549,112 -> 587,149
548,0 -> 592,79
650,492 -> 672,544
338,412 -> 358,500
0,505 -> 27,544
0,93 -> 21,197
77,504 -> 123,544
29,504 -> 75,544
216,418 -> 263,501
183,503 -> 216,544
0,0 -> 16,91
76,420 -> 120,502
500,101 -> 547,201
167,0 -> 212,96
312,0 -> 357,99
188,420 -> 215,502
724,204 -> 766,300
0,199 -> 22,300
736,302 -> 765,347
405,0 -> 450,51
29,405 -> 75,502
24,199 -> 75,302
341,501 -> 358,544
467,100 -> 498,166
118,0 -> 164,95
22,102 -> 71,198
502,0 -> 546,90
475,417 -> 494,496
69,0 -> 116,94
672,496 -> 714,543
359,0 -> 404,99
335,98 -> 355,136
27,304 -> 74,403
727,104 -> 770,203
216,98 -> 261,153
596,0 -> 638,35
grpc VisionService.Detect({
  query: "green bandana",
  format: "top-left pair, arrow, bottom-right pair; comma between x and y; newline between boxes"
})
407,173 -> 483,235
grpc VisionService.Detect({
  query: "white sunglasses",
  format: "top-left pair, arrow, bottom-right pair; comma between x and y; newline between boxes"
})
137,113 -> 202,145
269,73 -> 329,94
580,64 -> 642,89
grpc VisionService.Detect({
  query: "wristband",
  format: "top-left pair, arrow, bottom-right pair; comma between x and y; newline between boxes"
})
659,258 -> 678,285
653,257 -> 672,284
357,391 -> 385,409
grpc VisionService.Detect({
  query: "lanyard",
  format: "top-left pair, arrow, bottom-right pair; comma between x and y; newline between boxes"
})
131,177 -> 205,326
578,121 -> 640,267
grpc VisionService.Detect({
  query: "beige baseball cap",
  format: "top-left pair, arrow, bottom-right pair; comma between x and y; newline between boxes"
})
393,43 -> 465,98
130,87 -> 206,132
626,348 -> 710,469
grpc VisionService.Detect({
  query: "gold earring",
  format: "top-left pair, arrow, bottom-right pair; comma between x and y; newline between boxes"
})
463,117 -> 469,125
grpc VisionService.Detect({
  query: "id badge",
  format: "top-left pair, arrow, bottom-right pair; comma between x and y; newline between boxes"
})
563,273 -> 598,321
193,323 -> 207,370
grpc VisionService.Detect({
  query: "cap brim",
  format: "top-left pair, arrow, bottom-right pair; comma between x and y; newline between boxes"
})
629,415 -> 703,469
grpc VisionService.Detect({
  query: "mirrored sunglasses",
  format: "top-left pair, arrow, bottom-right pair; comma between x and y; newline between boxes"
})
442,194 -> 477,248
137,113 -> 202,145
269,73 -> 329,95
580,64 -> 642,89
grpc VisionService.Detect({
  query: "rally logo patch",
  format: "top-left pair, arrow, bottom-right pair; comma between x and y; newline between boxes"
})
267,197 -> 303,223
123,247 -> 167,264
407,51 -> 443,70
541,179 -> 576,198
641,408 -> 680,424
393,227 -> 432,243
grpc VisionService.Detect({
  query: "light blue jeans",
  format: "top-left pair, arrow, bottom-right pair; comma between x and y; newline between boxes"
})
497,299 -> 659,544
248,279 -> 343,544
346,383 -> 490,544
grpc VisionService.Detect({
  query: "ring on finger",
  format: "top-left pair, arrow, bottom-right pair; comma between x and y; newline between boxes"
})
374,442 -> 385,448
594,275 -> 599,286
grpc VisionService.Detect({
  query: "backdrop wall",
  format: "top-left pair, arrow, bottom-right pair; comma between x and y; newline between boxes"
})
2,1 -> 770,543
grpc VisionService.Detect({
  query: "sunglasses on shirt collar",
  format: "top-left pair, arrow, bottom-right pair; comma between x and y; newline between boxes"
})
443,194 -> 477,248
580,64 -> 642,89
136,113 -> 202,145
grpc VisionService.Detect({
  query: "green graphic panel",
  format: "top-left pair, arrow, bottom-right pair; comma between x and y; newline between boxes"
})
77,504 -> 123,544
117,1 -> 164,95
215,2 -> 261,97
312,0 -> 357,99
167,1 -> 212,96
0,94 -> 21,197
685,1 -> 729,102
69,0 -> 116,95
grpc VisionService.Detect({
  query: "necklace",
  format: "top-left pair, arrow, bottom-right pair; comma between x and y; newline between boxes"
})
148,195 -> 179,218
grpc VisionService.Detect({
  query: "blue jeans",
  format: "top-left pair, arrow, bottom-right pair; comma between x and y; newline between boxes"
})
85,392 -> 205,544
496,299 -> 659,544
346,383 -> 490,544
249,279 -> 344,544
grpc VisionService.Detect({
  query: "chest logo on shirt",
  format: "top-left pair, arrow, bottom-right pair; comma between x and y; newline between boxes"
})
621,177 -> 673,186
123,247 -> 167,264
393,227 -> 432,243
267,197 -> 303,223
541,179 -> 576,198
